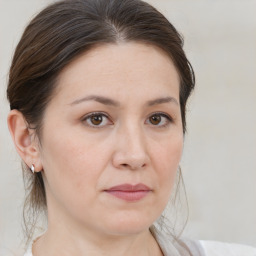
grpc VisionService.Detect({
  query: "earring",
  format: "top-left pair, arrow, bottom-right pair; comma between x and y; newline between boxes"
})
30,164 -> 35,174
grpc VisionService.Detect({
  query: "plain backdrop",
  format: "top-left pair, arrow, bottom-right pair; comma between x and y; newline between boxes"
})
1,0 -> 256,255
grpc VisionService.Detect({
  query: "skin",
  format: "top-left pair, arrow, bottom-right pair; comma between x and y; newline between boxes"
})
8,42 -> 183,256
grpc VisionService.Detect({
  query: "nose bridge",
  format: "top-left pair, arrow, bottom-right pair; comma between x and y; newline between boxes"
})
113,120 -> 149,169
121,120 -> 147,154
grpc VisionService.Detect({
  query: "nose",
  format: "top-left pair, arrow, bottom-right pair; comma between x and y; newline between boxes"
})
112,124 -> 150,170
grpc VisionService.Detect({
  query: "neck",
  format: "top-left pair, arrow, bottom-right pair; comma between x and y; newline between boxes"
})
33,226 -> 162,256
33,212 -> 162,256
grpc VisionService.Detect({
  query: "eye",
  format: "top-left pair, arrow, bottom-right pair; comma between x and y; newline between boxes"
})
82,112 -> 112,127
146,112 -> 172,127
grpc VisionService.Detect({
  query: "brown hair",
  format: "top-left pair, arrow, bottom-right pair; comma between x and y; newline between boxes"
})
7,0 -> 195,241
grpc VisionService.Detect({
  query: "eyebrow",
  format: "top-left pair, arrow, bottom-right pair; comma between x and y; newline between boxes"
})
147,97 -> 179,106
70,95 -> 179,107
70,95 -> 120,106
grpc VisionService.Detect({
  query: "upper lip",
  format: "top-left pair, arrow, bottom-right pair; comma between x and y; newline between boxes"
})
105,183 -> 151,191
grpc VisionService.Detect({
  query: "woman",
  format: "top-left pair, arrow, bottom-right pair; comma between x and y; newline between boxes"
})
6,0 -> 256,255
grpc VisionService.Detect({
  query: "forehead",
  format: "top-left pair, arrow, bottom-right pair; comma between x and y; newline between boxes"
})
54,42 -> 180,104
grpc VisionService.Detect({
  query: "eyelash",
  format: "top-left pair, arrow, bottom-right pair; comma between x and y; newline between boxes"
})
81,112 -> 112,128
146,112 -> 173,128
81,112 -> 173,128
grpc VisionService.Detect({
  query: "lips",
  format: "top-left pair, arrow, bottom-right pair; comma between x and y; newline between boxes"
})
104,183 -> 152,202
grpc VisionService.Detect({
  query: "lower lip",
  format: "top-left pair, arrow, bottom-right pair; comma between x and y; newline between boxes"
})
105,190 -> 150,202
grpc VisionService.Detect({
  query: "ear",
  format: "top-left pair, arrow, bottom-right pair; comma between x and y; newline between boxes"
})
7,110 -> 43,172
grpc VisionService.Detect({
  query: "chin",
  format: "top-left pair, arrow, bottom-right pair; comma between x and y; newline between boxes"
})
100,212 -> 157,236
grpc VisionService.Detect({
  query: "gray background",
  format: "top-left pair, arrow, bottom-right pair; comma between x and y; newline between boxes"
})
1,0 -> 256,255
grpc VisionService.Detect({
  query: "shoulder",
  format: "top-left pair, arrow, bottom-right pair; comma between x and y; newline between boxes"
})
24,251 -> 33,256
23,244 -> 33,256
23,234 -> 43,256
199,240 -> 256,256
151,226 -> 256,256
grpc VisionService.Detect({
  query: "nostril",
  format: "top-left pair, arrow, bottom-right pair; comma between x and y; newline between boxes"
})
120,162 -> 146,170
113,151 -> 149,170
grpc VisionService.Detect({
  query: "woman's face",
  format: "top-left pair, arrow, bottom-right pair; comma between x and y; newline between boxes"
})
39,42 -> 183,236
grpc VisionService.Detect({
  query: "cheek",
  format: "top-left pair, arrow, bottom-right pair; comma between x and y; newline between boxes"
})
42,126 -> 105,169
40,131 -> 113,220
40,128 -> 110,197
152,133 -> 183,190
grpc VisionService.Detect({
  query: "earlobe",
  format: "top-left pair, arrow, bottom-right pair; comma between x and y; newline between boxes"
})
7,110 -> 42,172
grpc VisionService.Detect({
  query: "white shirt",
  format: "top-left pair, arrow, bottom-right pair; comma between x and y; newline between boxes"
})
200,240 -> 256,256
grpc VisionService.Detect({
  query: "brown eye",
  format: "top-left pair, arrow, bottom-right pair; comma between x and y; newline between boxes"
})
149,115 -> 161,125
146,113 -> 172,127
82,112 -> 111,127
90,114 -> 103,125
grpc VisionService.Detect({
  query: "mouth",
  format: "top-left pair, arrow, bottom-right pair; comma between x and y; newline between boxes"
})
104,183 -> 152,202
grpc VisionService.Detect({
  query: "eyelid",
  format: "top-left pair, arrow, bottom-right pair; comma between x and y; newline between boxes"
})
80,111 -> 173,128
81,111 -> 107,120
147,111 -> 173,120
146,112 -> 173,126
81,111 -> 113,127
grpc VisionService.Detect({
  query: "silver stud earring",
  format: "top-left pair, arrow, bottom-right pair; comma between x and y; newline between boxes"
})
30,164 -> 35,174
